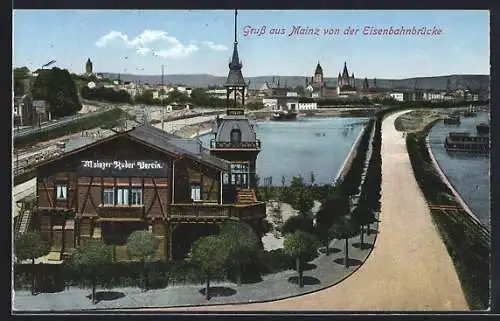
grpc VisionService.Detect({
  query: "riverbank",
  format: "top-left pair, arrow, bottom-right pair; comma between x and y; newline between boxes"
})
406,118 -> 489,310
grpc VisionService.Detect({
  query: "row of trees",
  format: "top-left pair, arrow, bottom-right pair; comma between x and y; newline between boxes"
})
80,86 -> 133,104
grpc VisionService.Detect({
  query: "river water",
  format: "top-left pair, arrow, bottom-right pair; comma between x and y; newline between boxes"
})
427,111 -> 490,229
198,117 -> 369,186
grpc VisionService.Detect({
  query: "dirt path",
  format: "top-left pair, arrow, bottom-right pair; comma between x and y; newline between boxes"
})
146,110 -> 468,312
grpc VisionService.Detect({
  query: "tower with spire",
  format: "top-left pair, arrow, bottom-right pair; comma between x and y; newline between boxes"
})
337,61 -> 357,96
313,61 -> 324,89
210,9 -> 261,192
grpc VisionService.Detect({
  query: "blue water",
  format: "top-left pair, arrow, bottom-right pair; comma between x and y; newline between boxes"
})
199,117 -> 369,186
428,111 -> 490,229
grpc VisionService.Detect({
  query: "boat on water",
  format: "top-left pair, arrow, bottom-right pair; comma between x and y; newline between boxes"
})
271,110 -> 298,121
463,105 -> 477,118
476,123 -> 490,135
444,132 -> 489,153
443,116 -> 461,125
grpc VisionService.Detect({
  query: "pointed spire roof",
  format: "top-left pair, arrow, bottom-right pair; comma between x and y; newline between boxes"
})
342,61 -> 349,78
224,9 -> 246,87
314,61 -> 323,75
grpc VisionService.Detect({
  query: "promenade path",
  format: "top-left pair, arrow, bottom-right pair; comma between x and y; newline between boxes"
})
153,110 -> 468,312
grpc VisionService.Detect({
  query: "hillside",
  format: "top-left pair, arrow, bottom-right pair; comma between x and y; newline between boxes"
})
101,73 -> 489,93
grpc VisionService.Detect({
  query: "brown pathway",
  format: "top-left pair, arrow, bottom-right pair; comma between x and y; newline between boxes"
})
148,110 -> 468,312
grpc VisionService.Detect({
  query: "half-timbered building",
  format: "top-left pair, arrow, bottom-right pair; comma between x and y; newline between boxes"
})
34,125 -> 266,262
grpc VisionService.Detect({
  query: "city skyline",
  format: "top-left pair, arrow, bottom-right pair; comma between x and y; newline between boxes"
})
13,10 -> 489,78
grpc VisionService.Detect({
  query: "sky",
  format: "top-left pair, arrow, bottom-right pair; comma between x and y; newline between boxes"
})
13,10 -> 490,79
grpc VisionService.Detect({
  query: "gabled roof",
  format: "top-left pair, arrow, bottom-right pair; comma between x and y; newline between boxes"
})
35,125 -> 230,172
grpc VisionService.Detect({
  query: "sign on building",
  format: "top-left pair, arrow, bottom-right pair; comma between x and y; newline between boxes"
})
77,160 -> 169,177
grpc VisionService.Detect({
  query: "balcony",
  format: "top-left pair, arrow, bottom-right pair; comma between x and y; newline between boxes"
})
170,201 -> 266,221
97,205 -> 145,221
210,139 -> 261,150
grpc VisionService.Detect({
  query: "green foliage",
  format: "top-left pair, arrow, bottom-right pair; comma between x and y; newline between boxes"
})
351,203 -> 377,228
257,249 -> 294,274
285,176 -> 315,216
219,220 -> 260,265
168,88 -> 190,103
80,85 -> 133,104
283,231 -> 318,260
315,192 -> 350,229
331,216 -> 359,240
126,230 -> 159,261
218,220 -> 261,284
31,67 -> 82,117
14,66 -> 31,96
67,239 -> 113,272
189,235 -> 229,278
281,215 -> 314,235
14,232 -> 50,262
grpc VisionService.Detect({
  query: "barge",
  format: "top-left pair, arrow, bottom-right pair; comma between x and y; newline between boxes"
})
476,123 -> 490,135
444,132 -> 489,153
443,116 -> 461,125
271,110 -> 298,121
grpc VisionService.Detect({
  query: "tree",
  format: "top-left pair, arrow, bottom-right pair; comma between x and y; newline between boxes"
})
315,192 -> 350,230
31,67 -> 82,117
309,171 -> 316,186
67,239 -> 113,304
190,235 -> 230,300
218,220 -> 260,286
288,176 -> 314,217
14,66 -> 31,96
314,224 -> 336,256
14,232 -> 50,295
126,230 -> 159,292
351,203 -> 377,247
331,216 -> 359,268
281,215 -> 314,235
283,231 -> 318,288
168,89 -> 189,103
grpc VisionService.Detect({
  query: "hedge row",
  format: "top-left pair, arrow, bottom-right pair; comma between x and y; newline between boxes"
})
405,119 -> 489,310
13,248 -> 299,292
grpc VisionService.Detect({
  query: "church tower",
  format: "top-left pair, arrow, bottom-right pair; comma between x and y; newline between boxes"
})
85,58 -> 93,75
313,62 -> 324,88
210,9 -> 261,195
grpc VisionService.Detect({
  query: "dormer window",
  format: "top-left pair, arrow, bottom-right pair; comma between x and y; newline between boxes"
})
230,129 -> 242,144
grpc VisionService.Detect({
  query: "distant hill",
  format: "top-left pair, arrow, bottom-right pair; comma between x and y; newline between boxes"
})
101,72 -> 489,93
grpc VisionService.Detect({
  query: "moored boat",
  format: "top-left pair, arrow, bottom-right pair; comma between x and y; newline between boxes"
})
444,132 -> 489,153
443,116 -> 461,125
476,123 -> 489,135
271,110 -> 298,121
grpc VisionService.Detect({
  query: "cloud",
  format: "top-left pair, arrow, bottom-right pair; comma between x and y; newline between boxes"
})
136,47 -> 151,55
95,29 -> 198,58
201,40 -> 228,51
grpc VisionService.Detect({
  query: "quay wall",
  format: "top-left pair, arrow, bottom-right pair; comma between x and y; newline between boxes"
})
333,124 -> 367,185
425,136 -> 483,225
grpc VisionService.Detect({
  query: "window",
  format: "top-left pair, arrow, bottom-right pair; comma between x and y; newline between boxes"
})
103,188 -> 115,205
116,188 -> 129,205
56,184 -> 68,200
191,184 -> 201,201
230,129 -> 242,144
230,163 -> 250,188
131,188 -> 143,205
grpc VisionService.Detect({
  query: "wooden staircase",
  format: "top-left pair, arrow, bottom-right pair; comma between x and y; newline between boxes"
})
15,209 -> 33,238
236,189 -> 258,204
